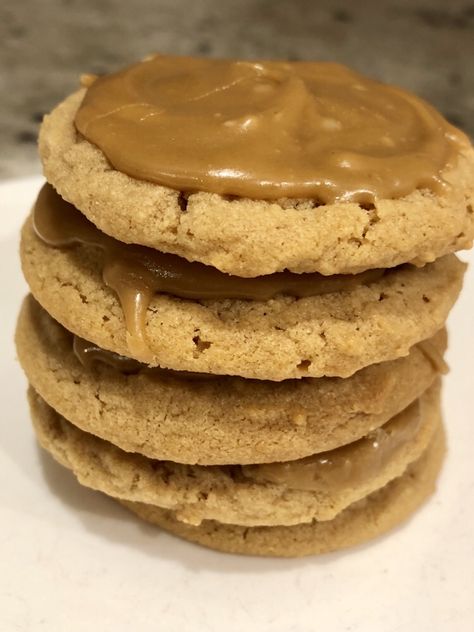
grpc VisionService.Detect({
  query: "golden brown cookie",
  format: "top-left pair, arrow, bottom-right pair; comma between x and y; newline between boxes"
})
28,382 -> 440,527
16,295 -> 447,464
39,90 -> 474,277
20,216 -> 465,380
120,427 -> 445,557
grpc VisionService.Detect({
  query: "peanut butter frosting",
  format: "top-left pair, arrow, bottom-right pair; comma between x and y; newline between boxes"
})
33,183 -> 383,361
244,399 -> 422,492
21,206 -> 465,379
39,89 -> 474,278
72,334 -> 216,381
75,56 -> 466,203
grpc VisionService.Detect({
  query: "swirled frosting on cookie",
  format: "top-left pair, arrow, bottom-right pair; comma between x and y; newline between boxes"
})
75,56 -> 467,202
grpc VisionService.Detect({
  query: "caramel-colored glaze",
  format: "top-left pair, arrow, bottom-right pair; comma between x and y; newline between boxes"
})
73,335 -> 143,373
33,184 -> 383,361
244,399 -> 422,492
73,334 -> 216,380
75,56 -> 467,202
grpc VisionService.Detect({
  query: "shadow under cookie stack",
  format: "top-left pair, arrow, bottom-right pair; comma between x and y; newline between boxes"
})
16,56 -> 474,557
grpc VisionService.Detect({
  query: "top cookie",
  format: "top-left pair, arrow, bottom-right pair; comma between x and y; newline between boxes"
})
39,57 -> 474,277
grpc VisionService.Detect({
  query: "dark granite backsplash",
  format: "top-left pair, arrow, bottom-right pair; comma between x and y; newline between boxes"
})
1,0 -> 473,178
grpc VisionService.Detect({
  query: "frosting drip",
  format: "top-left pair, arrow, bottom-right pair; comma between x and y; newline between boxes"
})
33,184 -> 383,361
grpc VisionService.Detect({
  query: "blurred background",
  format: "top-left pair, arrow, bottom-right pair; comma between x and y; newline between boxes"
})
1,0 -> 473,180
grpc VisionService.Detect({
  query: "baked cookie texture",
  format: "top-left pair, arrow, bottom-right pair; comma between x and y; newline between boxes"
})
120,426 -> 445,557
28,382 -> 440,527
16,296 -> 446,464
17,57 -> 473,556
20,218 -> 465,380
39,90 -> 474,277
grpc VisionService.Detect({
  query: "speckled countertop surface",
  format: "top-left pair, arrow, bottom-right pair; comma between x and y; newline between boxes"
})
1,0 -> 473,180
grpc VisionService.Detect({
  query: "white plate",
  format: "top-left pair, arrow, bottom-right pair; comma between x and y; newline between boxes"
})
1,176 -> 473,632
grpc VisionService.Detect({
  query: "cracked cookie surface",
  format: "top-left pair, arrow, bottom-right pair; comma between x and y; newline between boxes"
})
121,426 -> 445,557
28,382 -> 440,527
16,295 -> 446,464
39,90 -> 474,277
21,215 -> 465,380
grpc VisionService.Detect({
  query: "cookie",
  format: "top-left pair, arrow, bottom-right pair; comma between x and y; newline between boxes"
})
20,217 -> 465,380
16,295 -> 447,464
120,427 -> 445,557
39,89 -> 474,277
20,56 -> 465,558
28,382 -> 439,527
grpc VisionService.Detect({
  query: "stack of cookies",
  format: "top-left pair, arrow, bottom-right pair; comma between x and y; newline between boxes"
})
16,56 -> 474,557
